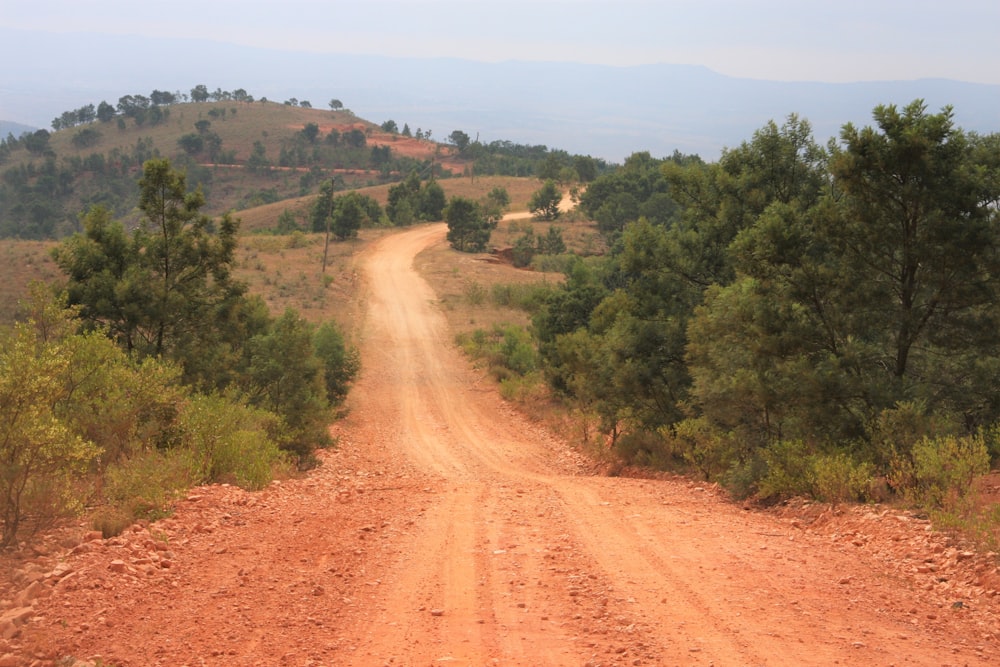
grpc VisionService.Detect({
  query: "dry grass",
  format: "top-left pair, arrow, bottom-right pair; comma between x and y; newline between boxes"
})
0,240 -> 61,324
232,230 -> 383,333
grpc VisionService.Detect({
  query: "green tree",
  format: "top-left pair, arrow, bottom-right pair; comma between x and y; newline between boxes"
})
449,130 -> 471,153
301,122 -> 320,144
328,99 -> 343,111
538,226 -> 566,255
178,133 -> 204,155
244,309 -> 329,463
445,196 -> 492,252
331,193 -> 364,240
247,140 -> 271,174
313,321 -> 360,406
23,130 -> 51,155
72,128 -> 102,149
53,159 -> 247,383
573,155 -> 599,182
387,172 -> 439,225
687,102 -> 1000,485
830,101 -> 1000,385
96,101 -> 116,123
421,179 -> 447,220
344,128 -> 366,148
529,180 -> 562,220
381,120 -> 399,133
482,186 -> 511,226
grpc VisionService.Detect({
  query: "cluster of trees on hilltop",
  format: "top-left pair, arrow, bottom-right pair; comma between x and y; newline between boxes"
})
48,86 -> 262,132
519,101 -> 1000,504
0,158 -> 359,548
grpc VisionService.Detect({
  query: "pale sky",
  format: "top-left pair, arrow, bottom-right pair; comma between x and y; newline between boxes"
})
4,0 -> 1000,85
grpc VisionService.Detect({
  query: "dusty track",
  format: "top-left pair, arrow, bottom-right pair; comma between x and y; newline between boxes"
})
7,224 -> 999,666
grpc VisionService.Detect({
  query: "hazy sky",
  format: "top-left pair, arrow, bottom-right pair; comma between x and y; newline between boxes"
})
4,0 -> 1000,85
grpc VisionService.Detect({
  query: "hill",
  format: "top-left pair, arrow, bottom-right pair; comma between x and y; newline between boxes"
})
0,98 -> 595,239
0,120 -> 36,138
2,28 -> 999,161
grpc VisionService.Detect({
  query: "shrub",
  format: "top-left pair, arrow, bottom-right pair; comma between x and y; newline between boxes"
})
889,434 -> 989,510
490,282 -> 554,312
464,280 -> 487,305
811,452 -> 875,504
0,320 -> 101,547
674,417 -> 743,482
176,394 -> 287,490
615,430 -> 676,469
104,448 -> 200,521
757,440 -> 814,501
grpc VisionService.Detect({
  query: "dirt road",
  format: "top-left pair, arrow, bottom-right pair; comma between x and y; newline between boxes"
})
10,224 -> 999,666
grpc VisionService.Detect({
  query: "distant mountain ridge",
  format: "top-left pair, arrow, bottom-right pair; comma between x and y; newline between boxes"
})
2,28 -> 997,161
0,120 -> 37,138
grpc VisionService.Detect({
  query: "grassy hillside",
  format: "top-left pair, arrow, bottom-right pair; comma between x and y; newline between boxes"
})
0,101 -> 464,238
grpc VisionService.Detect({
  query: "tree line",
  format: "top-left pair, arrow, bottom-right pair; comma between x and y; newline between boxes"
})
522,101 -> 1000,505
1,159 -> 358,548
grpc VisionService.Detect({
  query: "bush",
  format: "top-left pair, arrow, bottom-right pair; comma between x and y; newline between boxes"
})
490,282 -> 554,312
530,254 -> 576,274
175,395 -> 287,490
0,318 -> 101,547
674,417 -> 743,482
757,440 -> 814,501
104,448 -> 200,521
615,430 -> 677,469
811,453 -> 875,504
889,434 -> 989,510
464,280 -> 487,305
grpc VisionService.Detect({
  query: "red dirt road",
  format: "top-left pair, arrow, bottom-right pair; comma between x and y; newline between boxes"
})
7,224 -> 999,666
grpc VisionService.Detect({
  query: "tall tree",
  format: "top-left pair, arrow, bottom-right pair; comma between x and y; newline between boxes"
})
688,101 -> 1000,466
54,159 -> 246,383
190,84 -> 210,103
445,196 -> 492,252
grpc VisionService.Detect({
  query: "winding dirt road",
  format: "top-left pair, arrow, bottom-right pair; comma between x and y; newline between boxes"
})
11,224 -> 999,666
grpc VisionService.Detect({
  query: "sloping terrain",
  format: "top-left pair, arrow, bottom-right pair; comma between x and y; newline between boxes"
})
2,224 -> 999,666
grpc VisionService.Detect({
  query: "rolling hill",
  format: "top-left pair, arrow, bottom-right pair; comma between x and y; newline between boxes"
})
2,27 -> 999,162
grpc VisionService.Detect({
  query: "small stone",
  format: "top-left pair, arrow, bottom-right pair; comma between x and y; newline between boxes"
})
430,609 -> 444,617
108,560 -> 126,573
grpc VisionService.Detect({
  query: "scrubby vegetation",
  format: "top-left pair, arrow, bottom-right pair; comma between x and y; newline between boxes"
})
4,93 -> 999,553
0,159 -> 358,548
459,102 -> 1000,547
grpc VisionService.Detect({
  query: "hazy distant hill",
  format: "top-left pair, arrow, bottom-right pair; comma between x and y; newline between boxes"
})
2,28 -> 998,161
0,120 -> 37,138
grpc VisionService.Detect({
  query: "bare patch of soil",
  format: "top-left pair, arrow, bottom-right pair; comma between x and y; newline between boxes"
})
2,224 -> 998,666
